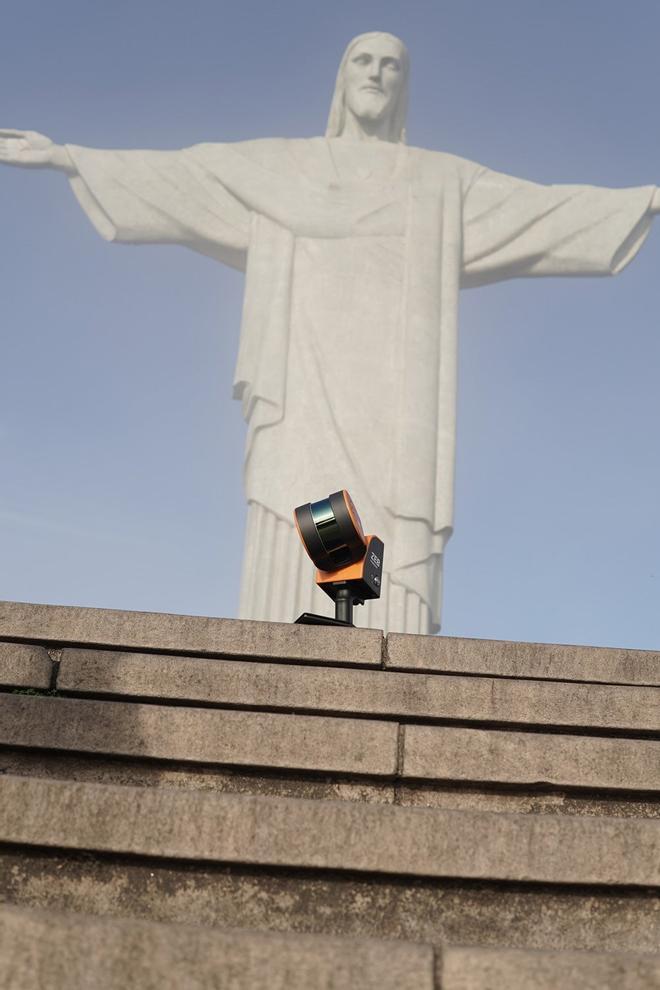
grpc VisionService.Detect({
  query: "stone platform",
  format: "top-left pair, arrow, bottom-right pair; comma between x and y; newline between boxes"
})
0,600 -> 658,988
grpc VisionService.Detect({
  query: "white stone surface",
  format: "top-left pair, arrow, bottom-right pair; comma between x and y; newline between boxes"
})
0,32 -> 656,633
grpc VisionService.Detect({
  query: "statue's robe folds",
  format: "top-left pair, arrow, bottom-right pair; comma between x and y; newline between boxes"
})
65,138 -> 654,632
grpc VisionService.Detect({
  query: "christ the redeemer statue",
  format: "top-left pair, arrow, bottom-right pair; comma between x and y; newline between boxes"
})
2,32 -> 658,634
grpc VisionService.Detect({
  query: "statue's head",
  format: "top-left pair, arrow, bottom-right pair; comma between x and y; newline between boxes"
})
326,32 -> 409,143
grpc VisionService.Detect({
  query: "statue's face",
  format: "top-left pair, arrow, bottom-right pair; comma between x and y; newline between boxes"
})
343,36 -> 405,127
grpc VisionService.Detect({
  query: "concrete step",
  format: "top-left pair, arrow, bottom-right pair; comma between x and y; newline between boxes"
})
3,841 -> 657,957
0,694 -> 398,777
2,903 -> 657,990
402,723 -> 660,792
387,632 -> 660,687
1,600 -> 658,976
0,643 -> 52,690
0,601 -> 382,667
0,773 -> 657,887
440,945 -> 660,989
0,904 -> 434,990
3,598 -> 660,685
55,646 -> 660,733
2,693 -> 659,793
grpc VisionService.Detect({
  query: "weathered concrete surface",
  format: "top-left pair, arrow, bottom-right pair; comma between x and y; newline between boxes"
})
440,944 -> 660,990
7,690 -> 657,794
404,725 -> 660,792
2,749 -> 659,818
56,648 -> 660,732
0,774 -> 658,886
0,748 -> 396,803
0,694 -> 397,776
0,600 -> 383,667
0,904 -> 434,990
2,849 -> 659,956
396,782 -> 660,818
1,601 -> 658,973
0,642 -> 52,689
387,633 -> 660,687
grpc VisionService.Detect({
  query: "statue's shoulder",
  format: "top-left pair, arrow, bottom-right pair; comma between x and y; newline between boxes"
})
188,137 -> 316,173
408,145 -> 483,187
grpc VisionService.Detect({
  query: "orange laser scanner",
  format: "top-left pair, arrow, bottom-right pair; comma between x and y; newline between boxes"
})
294,490 -> 384,626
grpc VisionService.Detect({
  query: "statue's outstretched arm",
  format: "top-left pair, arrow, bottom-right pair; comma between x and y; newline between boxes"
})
1,134 -> 249,267
461,164 -> 658,286
0,130 -> 75,174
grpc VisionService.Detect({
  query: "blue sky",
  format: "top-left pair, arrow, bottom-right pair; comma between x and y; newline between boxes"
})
1,0 -> 659,649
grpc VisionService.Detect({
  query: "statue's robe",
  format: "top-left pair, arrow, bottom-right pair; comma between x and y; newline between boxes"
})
65,137 -> 654,632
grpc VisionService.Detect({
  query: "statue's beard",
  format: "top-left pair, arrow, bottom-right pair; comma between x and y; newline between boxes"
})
347,91 -> 393,124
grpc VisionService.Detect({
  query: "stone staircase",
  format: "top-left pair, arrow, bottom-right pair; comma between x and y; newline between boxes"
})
0,600 -> 658,989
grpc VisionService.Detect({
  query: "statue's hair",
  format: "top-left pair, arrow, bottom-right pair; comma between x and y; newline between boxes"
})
325,32 -> 409,143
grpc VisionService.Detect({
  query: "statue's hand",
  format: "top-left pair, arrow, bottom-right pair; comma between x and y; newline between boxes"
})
0,129 -> 55,168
